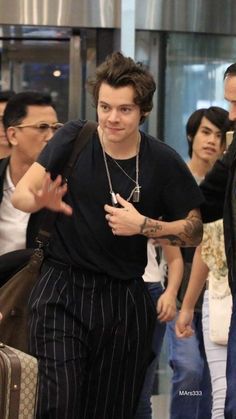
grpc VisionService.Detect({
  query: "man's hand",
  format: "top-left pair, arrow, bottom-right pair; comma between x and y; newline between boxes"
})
32,173 -> 73,215
104,194 -> 144,236
175,309 -> 195,338
157,290 -> 176,322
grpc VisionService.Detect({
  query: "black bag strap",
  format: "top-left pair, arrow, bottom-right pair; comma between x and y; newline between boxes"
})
36,120 -> 98,246
63,120 -> 98,181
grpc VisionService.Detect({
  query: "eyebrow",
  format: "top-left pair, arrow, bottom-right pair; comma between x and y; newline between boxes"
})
201,125 -> 220,133
99,101 -> 136,107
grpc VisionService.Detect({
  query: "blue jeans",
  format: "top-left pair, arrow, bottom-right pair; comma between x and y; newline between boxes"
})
225,295 -> 236,418
166,312 -> 212,419
135,282 -> 166,419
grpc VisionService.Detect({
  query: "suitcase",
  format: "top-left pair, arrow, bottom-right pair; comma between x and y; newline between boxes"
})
0,342 -> 38,418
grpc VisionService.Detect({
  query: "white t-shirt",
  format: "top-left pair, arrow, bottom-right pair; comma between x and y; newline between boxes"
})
143,239 -> 167,283
0,166 -> 30,255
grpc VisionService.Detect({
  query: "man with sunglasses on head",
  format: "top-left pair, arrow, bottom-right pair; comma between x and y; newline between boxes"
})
0,91 -> 61,279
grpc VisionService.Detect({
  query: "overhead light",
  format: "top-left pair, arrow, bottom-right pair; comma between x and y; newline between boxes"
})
53,70 -> 61,77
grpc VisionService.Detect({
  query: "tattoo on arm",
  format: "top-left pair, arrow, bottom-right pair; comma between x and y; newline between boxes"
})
140,217 -> 163,234
140,212 -> 203,247
182,213 -> 203,246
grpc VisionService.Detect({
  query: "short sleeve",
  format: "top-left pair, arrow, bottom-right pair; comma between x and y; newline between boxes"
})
37,119 -> 84,176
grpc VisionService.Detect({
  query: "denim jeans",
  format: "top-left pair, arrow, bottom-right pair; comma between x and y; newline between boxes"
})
166,312 -> 212,419
225,295 -> 236,419
135,282 -> 166,419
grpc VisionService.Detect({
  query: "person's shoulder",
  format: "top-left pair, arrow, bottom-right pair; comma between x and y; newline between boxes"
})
37,119 -> 92,173
142,131 -> 184,161
44,119 -> 88,153
61,119 -> 85,133
53,119 -> 85,142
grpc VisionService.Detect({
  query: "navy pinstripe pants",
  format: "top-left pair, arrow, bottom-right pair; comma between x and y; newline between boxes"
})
28,260 -> 156,419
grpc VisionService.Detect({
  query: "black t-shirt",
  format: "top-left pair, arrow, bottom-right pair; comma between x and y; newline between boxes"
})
37,120 -> 204,280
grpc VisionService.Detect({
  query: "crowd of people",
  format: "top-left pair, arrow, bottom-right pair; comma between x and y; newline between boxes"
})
0,52 -> 236,419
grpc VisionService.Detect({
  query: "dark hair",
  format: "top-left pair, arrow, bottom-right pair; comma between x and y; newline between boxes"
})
87,51 -> 156,124
3,91 -> 53,129
186,106 -> 232,157
0,90 -> 15,103
224,63 -> 236,79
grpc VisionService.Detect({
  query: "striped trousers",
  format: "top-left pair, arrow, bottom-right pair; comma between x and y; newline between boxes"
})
28,260 -> 156,419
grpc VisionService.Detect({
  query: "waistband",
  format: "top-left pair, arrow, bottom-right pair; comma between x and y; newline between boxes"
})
43,257 -> 141,283
44,257 -> 72,271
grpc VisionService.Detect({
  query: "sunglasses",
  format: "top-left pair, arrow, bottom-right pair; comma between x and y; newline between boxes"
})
14,122 -> 64,132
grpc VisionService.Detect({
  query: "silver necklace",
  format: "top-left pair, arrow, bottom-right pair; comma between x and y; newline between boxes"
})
101,132 -> 141,207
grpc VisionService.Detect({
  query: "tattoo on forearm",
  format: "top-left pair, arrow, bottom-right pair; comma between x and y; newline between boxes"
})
140,217 -> 163,235
140,213 -> 203,247
182,213 -> 203,245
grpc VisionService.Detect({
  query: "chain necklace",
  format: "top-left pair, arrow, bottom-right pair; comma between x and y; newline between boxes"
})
101,131 -> 141,207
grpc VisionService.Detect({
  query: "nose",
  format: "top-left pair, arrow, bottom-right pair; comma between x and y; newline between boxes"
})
108,108 -> 119,122
209,132 -> 220,145
207,133 -> 216,143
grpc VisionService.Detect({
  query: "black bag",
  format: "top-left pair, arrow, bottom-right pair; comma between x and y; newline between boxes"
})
0,120 -> 98,352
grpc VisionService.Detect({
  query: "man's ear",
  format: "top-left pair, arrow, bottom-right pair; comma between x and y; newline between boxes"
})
140,111 -> 150,122
7,127 -> 18,146
187,135 -> 192,143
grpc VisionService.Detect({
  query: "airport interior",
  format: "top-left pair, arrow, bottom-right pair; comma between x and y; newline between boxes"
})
0,0 -> 236,418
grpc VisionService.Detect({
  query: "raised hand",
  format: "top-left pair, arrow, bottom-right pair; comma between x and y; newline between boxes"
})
32,173 -> 73,215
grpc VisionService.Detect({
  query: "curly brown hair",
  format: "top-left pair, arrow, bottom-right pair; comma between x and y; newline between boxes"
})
87,51 -> 156,124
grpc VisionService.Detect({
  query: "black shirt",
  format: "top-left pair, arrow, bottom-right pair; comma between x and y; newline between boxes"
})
38,120 -> 204,280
